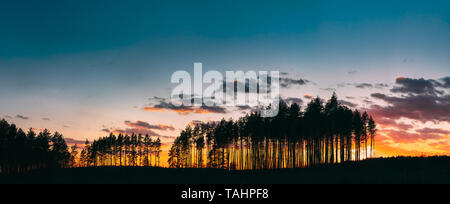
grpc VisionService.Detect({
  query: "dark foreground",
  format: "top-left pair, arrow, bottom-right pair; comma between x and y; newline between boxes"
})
1,156 -> 449,184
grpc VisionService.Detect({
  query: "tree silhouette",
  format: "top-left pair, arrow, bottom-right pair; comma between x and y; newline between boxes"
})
168,93 -> 377,170
0,119 -> 71,174
80,133 -> 163,167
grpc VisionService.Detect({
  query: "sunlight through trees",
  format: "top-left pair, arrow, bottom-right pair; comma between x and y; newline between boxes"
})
168,94 -> 377,170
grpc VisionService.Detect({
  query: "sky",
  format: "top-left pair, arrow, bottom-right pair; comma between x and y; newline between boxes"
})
0,0 -> 449,165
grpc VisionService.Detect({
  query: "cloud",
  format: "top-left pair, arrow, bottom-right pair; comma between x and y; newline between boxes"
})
338,100 -> 357,108
375,117 -> 413,130
383,129 -> 443,144
197,105 -> 228,114
416,128 -> 450,135
142,106 -> 165,112
362,99 -> 374,104
337,82 -> 388,89
391,77 -> 444,95
368,77 -> 450,123
354,83 -> 373,89
374,83 -> 389,89
107,120 -> 177,136
280,78 -> 309,88
124,120 -> 175,131
42,118 -> 51,121
143,100 -> 228,115
303,94 -> 313,99
101,128 -> 111,133
364,76 -> 450,152
16,115 -> 29,120
348,71 -> 358,75
429,141 -> 450,152
439,76 -> 450,88
369,93 -> 450,123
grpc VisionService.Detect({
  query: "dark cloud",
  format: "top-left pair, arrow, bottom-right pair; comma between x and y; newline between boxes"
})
101,128 -> 111,133
337,82 -> 385,89
416,128 -> 450,135
143,99 -> 228,115
439,76 -> 450,88
375,117 -> 413,130
391,77 -> 444,95
348,71 -> 358,75
338,100 -> 357,108
354,83 -> 373,89
16,115 -> 29,120
124,120 -> 175,131
362,99 -> 374,104
236,105 -> 253,110
369,93 -> 450,123
368,76 -> 450,123
149,96 -> 166,101
374,83 -> 389,89
384,129 -> 443,144
280,78 -> 309,88
198,104 -> 228,114
42,118 -> 50,121
107,120 -> 176,136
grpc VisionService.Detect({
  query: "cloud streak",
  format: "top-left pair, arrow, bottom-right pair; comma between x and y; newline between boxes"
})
107,120 -> 177,136
16,115 -> 29,120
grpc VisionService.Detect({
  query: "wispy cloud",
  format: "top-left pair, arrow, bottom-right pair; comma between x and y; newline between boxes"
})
280,78 -> 310,88
106,120 -> 177,136
16,115 -> 29,120
143,99 -> 228,115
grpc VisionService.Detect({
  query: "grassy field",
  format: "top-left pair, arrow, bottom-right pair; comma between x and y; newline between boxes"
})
1,156 -> 448,184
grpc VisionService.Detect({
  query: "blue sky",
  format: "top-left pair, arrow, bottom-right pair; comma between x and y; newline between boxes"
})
0,0 -> 449,158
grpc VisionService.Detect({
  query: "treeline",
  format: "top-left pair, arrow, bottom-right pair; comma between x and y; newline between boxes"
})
0,119 -> 75,174
80,133 -> 162,167
168,94 -> 377,170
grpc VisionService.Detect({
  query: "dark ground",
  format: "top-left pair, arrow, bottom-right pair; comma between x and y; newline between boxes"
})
1,156 -> 449,184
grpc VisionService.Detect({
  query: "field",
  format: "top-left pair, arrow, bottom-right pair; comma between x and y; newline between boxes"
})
1,156 -> 448,184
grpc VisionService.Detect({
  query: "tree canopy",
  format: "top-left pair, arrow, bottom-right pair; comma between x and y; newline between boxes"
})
0,119 -> 72,174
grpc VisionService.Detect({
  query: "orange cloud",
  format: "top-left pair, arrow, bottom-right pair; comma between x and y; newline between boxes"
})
142,107 -> 165,112
374,127 -> 450,157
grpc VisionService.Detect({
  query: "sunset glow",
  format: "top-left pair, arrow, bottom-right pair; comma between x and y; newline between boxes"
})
0,1 -> 448,170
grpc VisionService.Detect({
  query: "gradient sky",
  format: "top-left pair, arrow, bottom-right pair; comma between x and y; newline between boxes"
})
0,0 -> 449,165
